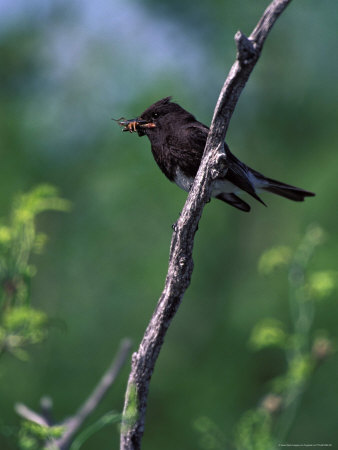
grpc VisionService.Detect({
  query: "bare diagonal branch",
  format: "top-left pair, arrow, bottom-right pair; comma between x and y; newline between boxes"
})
53,338 -> 132,449
16,339 -> 132,450
120,1 -> 292,449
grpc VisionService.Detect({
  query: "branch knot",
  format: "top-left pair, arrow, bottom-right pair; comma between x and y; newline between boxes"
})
210,153 -> 228,180
179,256 -> 187,268
235,31 -> 257,65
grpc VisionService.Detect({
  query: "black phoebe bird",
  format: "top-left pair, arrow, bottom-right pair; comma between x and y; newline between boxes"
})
117,97 -> 315,212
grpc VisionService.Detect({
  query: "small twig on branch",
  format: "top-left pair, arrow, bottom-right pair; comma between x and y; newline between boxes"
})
120,1 -> 292,449
40,396 -> 54,426
15,403 -> 49,427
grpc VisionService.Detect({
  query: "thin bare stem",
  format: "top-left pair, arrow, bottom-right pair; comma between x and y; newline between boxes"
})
15,403 -> 49,427
53,338 -> 132,450
15,339 -> 132,450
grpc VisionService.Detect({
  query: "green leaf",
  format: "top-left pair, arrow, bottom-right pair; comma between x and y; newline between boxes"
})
307,271 -> 337,300
235,409 -> 275,450
250,318 -> 288,350
258,246 -> 292,275
194,416 -> 227,450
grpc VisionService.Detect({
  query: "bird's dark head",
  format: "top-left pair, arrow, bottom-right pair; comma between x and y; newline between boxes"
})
117,97 -> 196,138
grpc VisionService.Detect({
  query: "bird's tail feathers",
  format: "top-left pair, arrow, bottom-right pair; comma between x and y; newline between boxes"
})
259,176 -> 315,202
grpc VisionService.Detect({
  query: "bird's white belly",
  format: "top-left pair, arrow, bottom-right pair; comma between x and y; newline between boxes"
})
174,167 -> 194,192
174,167 -> 241,196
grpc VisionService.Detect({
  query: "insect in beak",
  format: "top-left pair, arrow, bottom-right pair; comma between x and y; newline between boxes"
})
112,117 -> 156,133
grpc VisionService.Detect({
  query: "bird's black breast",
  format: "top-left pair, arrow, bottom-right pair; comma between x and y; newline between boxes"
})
149,122 -> 208,182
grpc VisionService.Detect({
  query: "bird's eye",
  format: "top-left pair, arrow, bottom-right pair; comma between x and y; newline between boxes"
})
152,112 -> 159,119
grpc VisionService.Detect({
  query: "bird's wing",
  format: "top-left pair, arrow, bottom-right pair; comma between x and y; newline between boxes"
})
226,150 -> 267,206
165,124 -> 208,178
167,124 -> 266,207
181,123 -> 209,157
180,128 -> 266,207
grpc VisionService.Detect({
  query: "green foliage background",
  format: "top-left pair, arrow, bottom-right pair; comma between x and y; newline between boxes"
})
1,0 -> 337,448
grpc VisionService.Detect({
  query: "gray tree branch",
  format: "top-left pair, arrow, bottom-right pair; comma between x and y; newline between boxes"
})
120,1 -> 292,449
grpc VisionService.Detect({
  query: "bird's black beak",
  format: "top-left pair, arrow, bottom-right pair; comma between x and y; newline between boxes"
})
115,118 -> 156,134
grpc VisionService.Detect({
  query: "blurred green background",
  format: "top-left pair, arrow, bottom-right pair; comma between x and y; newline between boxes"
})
1,0 -> 337,448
